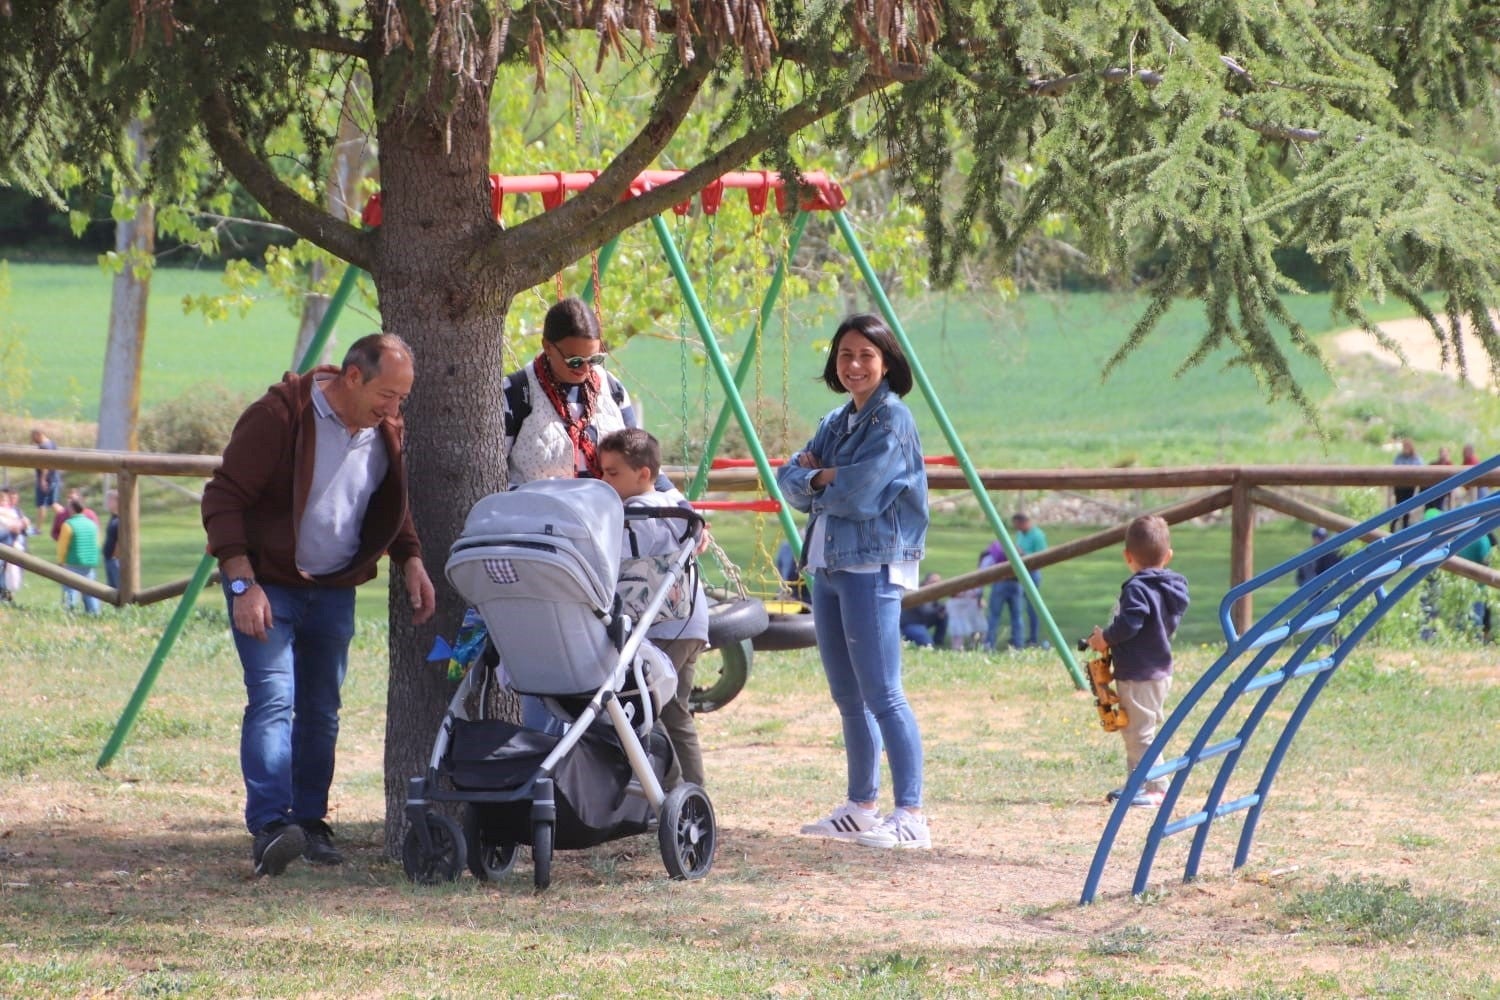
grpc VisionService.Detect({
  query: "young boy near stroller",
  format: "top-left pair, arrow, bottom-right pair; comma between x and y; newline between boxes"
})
1087,515 -> 1190,808
597,428 -> 711,789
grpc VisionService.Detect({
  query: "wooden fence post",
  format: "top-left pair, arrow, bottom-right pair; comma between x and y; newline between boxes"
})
118,470 -> 140,606
1231,477 -> 1255,634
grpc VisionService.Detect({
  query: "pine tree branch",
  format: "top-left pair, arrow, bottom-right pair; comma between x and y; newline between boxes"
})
269,24 -> 373,59
199,88 -> 370,269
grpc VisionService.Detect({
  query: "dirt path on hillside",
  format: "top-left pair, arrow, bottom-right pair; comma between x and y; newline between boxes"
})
1330,311 -> 1500,389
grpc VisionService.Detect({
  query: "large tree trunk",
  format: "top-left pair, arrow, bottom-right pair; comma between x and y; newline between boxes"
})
97,118 -> 154,452
373,85 -> 513,855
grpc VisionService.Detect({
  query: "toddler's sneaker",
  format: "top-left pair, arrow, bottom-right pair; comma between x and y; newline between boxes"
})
799,801 -> 881,841
855,808 -> 931,850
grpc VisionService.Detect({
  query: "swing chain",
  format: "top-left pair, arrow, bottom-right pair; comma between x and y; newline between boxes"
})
705,532 -> 749,602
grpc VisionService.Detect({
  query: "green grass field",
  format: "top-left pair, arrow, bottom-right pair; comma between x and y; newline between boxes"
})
4,259 -> 1488,468
3,259 -> 1494,647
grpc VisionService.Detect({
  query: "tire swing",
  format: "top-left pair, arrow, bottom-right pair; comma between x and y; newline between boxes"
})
695,534 -> 769,713
753,596 -> 818,652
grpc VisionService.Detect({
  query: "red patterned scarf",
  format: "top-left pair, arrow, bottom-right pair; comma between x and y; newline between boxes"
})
532,353 -> 602,478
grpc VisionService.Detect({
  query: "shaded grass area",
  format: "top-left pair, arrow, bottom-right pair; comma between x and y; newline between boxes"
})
3,605 -> 1500,997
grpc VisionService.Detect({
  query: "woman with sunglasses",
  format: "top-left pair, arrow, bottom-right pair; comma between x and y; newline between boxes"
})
502,296 -> 646,487
501,296 -> 668,733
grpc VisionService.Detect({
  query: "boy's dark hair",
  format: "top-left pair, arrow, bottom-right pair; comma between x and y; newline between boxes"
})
1125,514 -> 1172,567
820,313 -> 914,397
69,498 -> 85,514
542,296 -> 600,344
599,427 -> 661,478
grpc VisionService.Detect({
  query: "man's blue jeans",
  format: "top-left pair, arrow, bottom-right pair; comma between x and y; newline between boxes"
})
811,567 -> 924,809
228,581 -> 355,834
986,572 -> 1041,648
62,564 -> 101,615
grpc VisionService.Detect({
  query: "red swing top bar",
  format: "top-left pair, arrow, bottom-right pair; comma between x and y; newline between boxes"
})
361,169 -> 847,228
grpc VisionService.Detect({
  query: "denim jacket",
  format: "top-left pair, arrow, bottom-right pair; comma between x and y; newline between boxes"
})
776,381 -> 928,570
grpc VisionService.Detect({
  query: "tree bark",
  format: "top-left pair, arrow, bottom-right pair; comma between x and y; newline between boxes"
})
97,118 -> 154,452
373,76 -> 514,856
292,73 -> 373,369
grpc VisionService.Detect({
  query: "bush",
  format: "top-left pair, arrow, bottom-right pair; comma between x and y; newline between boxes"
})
138,382 -> 248,455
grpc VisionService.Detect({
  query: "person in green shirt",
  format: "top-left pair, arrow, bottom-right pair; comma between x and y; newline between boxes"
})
1012,511 -> 1049,647
55,497 -> 100,614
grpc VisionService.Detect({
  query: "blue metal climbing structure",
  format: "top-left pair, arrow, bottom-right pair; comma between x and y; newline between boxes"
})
1081,455 -> 1500,903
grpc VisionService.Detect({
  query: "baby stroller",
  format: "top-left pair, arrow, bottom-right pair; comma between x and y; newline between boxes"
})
401,478 -> 716,889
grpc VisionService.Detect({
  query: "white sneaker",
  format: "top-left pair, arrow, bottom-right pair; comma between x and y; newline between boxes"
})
855,808 -> 931,850
799,801 -> 881,841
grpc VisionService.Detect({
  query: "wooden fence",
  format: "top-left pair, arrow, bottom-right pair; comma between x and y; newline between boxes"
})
5,444 -> 1499,631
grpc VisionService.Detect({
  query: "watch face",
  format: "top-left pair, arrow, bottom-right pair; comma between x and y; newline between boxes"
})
230,579 -> 251,596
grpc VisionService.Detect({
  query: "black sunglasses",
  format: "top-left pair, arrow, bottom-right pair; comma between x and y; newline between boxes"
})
558,351 -> 607,370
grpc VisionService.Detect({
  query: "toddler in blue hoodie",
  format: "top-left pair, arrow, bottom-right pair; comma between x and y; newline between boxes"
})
1088,515 -> 1191,807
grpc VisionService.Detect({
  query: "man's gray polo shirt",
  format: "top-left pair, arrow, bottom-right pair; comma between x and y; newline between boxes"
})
295,378 -> 390,577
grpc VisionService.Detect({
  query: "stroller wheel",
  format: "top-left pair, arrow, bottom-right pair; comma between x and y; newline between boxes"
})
401,812 -> 467,885
690,638 -> 751,714
532,820 -> 554,891
463,804 -> 517,882
658,783 -> 716,880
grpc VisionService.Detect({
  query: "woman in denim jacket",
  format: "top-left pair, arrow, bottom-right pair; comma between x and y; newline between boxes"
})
776,314 -> 932,850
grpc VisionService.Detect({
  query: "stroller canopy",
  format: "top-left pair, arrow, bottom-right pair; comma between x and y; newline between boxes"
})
449,478 -> 624,611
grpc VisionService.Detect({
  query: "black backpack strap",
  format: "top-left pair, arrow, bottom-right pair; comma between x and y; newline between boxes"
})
502,370 -> 531,440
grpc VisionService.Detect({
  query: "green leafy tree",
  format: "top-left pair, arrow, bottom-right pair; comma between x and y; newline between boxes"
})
4,1 -> 1498,848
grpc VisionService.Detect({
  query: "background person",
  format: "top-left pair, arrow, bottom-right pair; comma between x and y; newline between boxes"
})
1391,437 -> 1423,529
777,313 -> 932,850
55,497 -> 101,615
1294,526 -> 1343,587
1010,511 -> 1049,647
103,489 -> 121,591
899,571 -> 948,648
50,487 -> 97,541
202,332 -> 436,878
0,488 -> 30,600
979,540 -> 1015,651
31,428 -> 60,532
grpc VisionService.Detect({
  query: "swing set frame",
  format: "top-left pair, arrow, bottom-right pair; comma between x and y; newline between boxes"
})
97,167 -> 1083,770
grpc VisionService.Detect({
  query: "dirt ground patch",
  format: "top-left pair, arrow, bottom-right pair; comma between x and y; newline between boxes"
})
6,642 -> 1499,996
1331,311 -> 1500,390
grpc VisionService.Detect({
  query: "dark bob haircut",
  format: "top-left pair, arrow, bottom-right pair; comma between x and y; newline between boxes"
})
542,296 -> 601,344
820,313 -> 913,397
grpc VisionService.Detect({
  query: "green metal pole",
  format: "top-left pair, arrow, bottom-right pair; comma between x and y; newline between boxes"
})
829,210 -> 1085,689
99,264 -> 364,768
687,211 -> 810,500
579,235 -> 621,305
649,214 -> 803,551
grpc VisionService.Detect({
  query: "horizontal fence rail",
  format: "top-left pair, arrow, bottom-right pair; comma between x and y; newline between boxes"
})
5,445 -> 1497,624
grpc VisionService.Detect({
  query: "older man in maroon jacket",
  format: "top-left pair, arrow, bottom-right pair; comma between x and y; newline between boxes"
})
203,332 -> 436,877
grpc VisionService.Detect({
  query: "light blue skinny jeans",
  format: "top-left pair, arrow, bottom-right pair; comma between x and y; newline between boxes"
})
227,581 -> 354,834
811,566 -> 924,809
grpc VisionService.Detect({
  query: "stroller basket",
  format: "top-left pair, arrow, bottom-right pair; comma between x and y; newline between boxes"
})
448,718 -> 674,850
